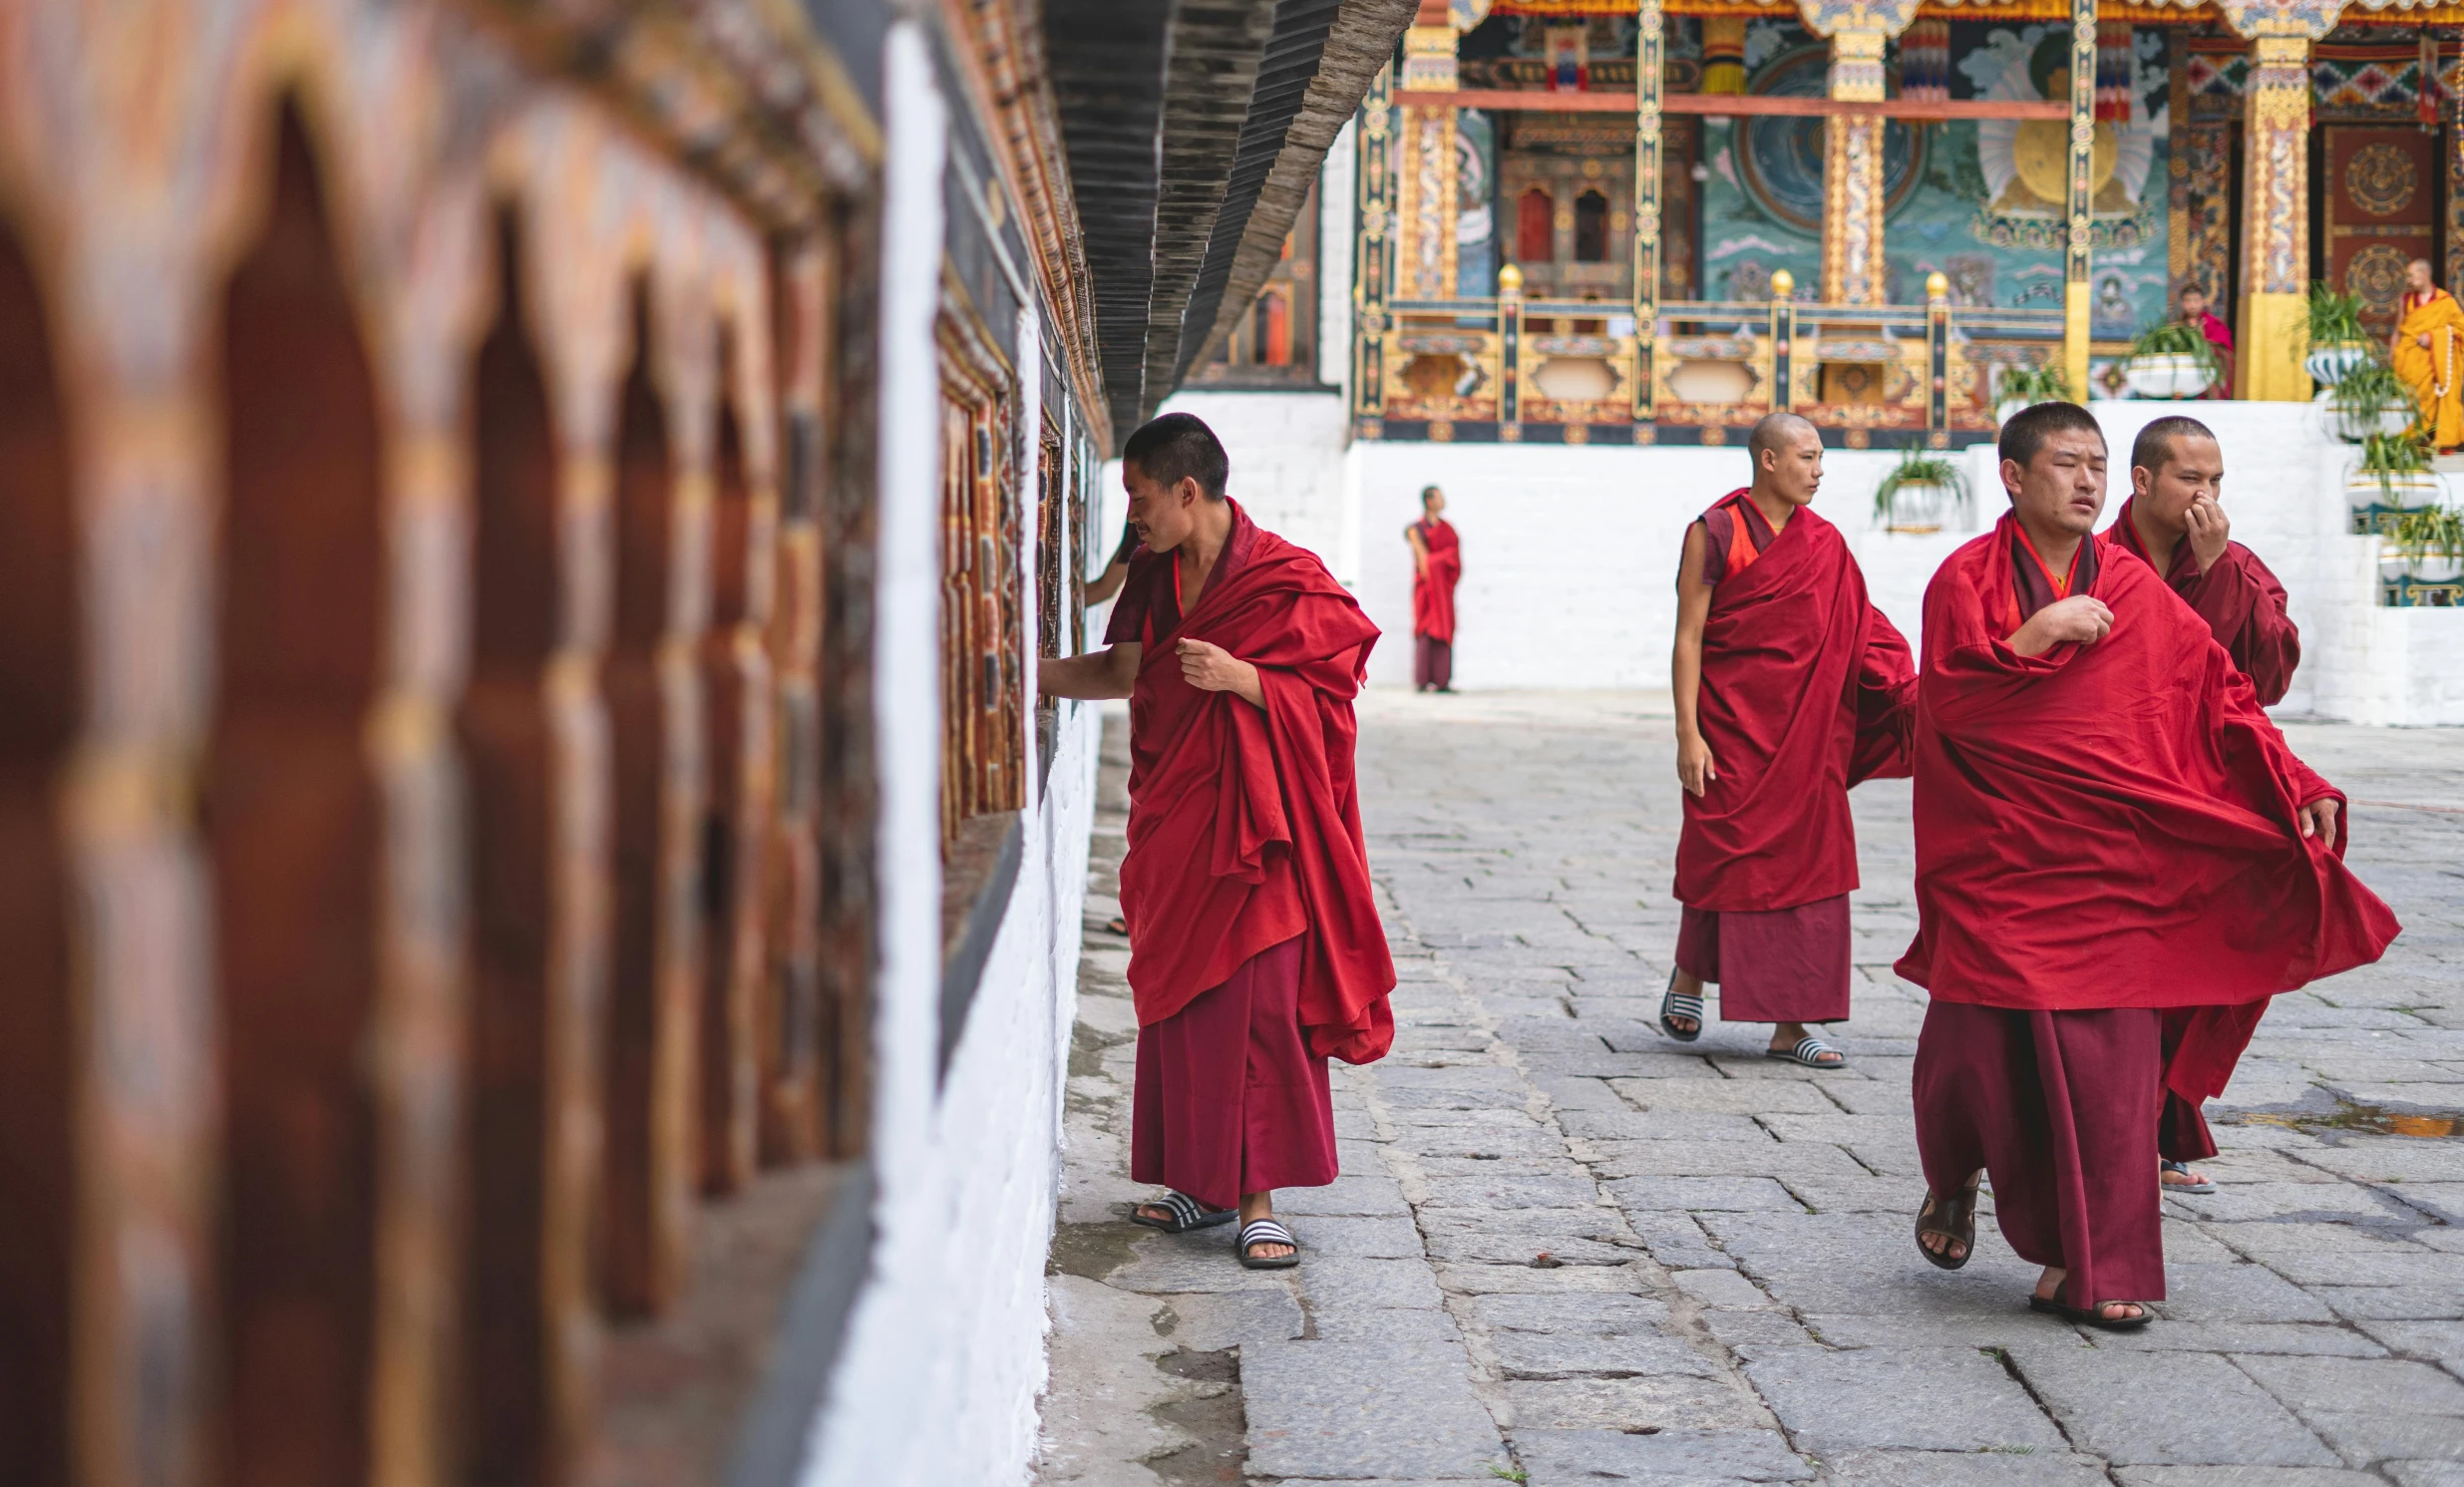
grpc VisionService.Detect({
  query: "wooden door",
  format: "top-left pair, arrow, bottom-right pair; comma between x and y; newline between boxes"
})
2326,127 -> 2439,338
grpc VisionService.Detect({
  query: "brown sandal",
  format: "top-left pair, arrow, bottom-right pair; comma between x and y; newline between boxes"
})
1915,1170 -> 1982,1271
2029,1286 -> 2152,1331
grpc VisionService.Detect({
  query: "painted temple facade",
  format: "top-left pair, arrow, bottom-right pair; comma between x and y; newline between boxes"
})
1319,0 -> 2464,448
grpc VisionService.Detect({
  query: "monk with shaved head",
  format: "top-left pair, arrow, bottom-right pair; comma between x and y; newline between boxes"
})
1664,412 -> 1917,1067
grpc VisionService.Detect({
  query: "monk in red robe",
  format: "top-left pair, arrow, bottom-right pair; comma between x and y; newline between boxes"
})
2105,414 -> 2304,1197
1664,412 -> 1917,1068
2181,286 -> 2233,400
1407,485 -> 1462,692
1039,412 -> 1394,1269
1904,402 -> 2398,1327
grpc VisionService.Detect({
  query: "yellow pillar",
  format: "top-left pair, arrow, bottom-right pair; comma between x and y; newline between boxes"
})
2062,0 -> 2094,401
1821,28 -> 1889,305
2238,33 -> 2314,400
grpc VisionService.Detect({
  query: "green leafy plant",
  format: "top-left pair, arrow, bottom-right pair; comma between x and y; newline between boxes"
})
2355,428 -> 2436,504
2129,318 -> 2227,384
1875,448 -> 1970,528
1994,362 -> 2073,407
2333,361 -> 2415,442
2384,501 -> 2464,564
2305,281 -> 2372,350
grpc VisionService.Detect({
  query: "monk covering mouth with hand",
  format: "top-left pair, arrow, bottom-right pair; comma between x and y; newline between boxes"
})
1038,412 -> 1394,1270
1665,412 -> 1918,1068
2104,413 -> 2302,1197
1903,401 -> 2399,1328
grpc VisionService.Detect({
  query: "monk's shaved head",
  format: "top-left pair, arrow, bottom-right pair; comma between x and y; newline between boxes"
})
1747,412 -> 1818,467
1999,400 -> 2104,472
2132,414 -> 2217,478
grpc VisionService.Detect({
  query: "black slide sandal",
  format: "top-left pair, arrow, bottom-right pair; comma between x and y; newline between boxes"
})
1915,1170 -> 1981,1271
1236,1219 -> 1302,1270
1130,1191 -> 1236,1234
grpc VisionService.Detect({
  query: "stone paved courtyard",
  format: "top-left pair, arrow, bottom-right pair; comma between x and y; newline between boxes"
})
1036,692 -> 2464,1487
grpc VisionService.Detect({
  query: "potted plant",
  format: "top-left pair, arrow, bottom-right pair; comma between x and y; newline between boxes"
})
2381,500 -> 2464,588
2123,320 -> 2224,399
2329,361 -> 2418,444
2303,281 -> 2374,392
1993,363 -> 2073,426
2346,429 -> 2440,516
1875,448 -> 1969,535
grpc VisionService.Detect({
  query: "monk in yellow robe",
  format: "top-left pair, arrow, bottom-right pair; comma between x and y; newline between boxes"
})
2392,258 -> 2464,451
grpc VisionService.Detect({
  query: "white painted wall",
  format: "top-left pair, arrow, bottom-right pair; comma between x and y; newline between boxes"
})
1151,389 -> 1356,580
802,24 -> 1100,1485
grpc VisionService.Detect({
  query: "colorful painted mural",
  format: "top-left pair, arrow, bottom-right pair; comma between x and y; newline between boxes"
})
1696,17 -> 2172,339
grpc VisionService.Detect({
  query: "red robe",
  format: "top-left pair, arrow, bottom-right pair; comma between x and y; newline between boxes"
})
2103,498 -> 2299,706
1897,513 -> 2399,1113
2194,310 -> 2235,400
1412,517 -> 1461,643
1117,503 -> 1396,1064
1673,491 -> 1916,915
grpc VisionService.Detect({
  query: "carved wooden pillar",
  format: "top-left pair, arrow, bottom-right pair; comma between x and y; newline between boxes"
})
1633,0 -> 1663,419
1353,65 -> 1397,436
1823,28 -> 1890,306
2063,0 -> 2096,400
2239,34 -> 2318,399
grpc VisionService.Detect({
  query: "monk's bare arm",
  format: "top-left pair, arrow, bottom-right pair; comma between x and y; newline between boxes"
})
1405,524 -> 1429,578
1672,523 -> 1716,796
1040,643 -> 1141,700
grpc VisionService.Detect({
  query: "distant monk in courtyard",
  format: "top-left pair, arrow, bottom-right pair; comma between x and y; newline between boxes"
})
1406,485 -> 1462,692
2394,258 -> 2464,451
1039,412 -> 1394,1269
2179,285 -> 2233,400
2106,413 -> 2303,1197
1663,412 -> 1918,1069
1905,402 -> 2397,1328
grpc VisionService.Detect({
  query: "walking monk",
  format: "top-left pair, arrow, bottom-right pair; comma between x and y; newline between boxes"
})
2107,414 -> 2302,1197
2393,258 -> 2464,452
1039,412 -> 1395,1269
1663,412 -> 1917,1069
1406,485 -> 1462,692
1904,403 -> 2398,1327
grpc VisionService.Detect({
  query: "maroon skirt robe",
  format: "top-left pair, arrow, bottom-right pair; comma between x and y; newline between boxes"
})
1674,897 -> 1852,1024
1915,1002 -> 2167,1301
1131,936 -> 1338,1211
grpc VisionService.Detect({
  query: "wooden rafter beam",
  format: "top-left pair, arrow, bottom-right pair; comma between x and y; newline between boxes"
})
1395,87 -> 2068,118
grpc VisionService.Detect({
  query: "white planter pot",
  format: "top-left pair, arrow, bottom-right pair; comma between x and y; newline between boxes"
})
2304,343 -> 2370,389
2334,400 -> 2417,443
2346,469 -> 2442,513
1880,480 -> 1957,534
2380,554 -> 2464,584
2123,352 -> 2216,400
1994,398 -> 2028,426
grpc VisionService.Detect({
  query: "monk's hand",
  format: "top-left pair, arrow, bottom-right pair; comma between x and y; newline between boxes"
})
2184,495 -> 2232,571
2420,333 -> 2434,349
2010,594 -> 2114,656
2297,795 -> 2342,847
1177,638 -> 1263,707
1675,732 -> 1717,798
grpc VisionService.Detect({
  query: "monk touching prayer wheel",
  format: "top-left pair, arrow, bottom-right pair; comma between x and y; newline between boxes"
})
1662,413 -> 1918,1069
1038,413 -> 1394,1269
1904,402 -> 2398,1328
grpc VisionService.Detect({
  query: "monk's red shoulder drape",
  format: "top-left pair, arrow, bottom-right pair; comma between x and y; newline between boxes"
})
1673,491 -> 1917,913
1118,503 -> 1396,1064
1898,513 -> 2399,1105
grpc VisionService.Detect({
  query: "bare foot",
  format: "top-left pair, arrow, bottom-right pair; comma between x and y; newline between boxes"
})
2161,1162 -> 2211,1188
